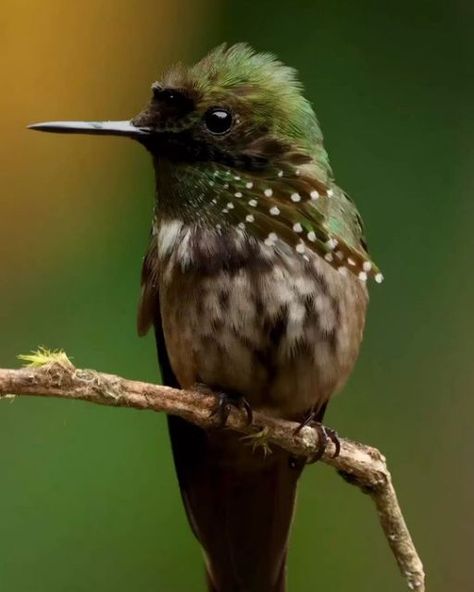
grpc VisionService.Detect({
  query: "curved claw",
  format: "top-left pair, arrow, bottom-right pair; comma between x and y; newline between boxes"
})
240,398 -> 254,426
293,410 -> 341,463
293,412 -> 314,435
326,427 -> 341,458
209,392 -> 253,427
209,395 -> 232,426
306,423 -> 329,464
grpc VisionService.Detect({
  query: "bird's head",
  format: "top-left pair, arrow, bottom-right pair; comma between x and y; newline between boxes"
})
30,44 -> 382,282
131,43 -> 329,177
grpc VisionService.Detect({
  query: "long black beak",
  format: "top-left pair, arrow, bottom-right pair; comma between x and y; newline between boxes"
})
27,120 -> 150,138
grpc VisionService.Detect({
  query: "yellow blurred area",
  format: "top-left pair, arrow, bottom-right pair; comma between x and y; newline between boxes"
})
0,0 -> 216,274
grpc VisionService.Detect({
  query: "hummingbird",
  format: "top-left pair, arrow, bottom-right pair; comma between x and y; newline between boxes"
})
30,43 -> 382,592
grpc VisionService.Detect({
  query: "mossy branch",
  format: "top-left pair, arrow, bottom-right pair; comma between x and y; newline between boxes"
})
0,349 -> 425,592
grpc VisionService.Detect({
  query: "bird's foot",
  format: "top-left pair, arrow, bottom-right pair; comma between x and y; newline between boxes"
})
241,426 -> 272,456
196,385 -> 252,428
294,413 -> 340,463
306,424 -> 340,463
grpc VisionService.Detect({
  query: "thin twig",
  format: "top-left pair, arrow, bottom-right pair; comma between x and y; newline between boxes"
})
0,352 -> 425,591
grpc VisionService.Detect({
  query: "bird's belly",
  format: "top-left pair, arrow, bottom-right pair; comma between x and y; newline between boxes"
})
160,254 -> 367,419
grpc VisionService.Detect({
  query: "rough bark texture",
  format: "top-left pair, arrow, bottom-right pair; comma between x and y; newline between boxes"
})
0,355 -> 425,592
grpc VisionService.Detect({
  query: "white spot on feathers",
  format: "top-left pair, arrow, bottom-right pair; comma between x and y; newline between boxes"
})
375,273 -> 384,284
157,219 -> 183,258
264,232 -> 278,246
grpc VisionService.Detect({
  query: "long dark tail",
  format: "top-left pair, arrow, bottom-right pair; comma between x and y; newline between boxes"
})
168,415 -> 304,592
149,300 -> 303,591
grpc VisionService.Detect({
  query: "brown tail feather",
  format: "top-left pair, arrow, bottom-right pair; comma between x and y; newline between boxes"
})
168,415 -> 304,592
150,303 -> 304,591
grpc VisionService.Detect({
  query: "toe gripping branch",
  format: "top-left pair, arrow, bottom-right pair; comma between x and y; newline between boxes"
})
203,385 -> 339,464
209,391 -> 253,427
294,412 -> 341,463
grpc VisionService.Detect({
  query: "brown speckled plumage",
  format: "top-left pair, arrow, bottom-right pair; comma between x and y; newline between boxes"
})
145,223 -> 367,419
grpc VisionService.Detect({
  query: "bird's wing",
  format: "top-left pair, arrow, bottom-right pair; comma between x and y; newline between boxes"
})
137,235 -> 159,338
196,165 -> 382,282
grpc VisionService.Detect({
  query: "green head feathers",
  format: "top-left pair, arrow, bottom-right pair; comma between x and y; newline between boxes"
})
132,43 -> 381,283
132,44 -> 331,177
163,43 -> 328,164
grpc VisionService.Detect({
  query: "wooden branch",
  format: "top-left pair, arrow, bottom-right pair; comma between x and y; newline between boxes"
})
0,352 -> 425,592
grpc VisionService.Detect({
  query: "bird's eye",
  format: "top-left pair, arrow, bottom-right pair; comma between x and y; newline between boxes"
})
204,108 -> 233,135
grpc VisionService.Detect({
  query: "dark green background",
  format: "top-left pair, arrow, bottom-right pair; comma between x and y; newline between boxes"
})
1,1 -> 472,590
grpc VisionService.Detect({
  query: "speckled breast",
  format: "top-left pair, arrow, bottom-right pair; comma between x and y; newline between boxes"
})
158,223 -> 368,420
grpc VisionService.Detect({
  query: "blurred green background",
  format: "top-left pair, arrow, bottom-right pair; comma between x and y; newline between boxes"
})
1,1 -> 473,590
